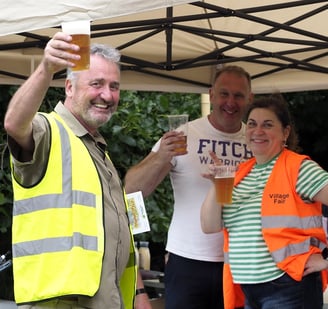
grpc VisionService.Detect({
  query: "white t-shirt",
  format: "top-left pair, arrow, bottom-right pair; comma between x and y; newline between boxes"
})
152,116 -> 252,262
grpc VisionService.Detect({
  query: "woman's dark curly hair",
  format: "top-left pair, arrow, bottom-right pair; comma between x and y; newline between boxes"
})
245,93 -> 300,152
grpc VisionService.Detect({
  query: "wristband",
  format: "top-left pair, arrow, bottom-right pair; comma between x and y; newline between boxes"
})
136,288 -> 147,295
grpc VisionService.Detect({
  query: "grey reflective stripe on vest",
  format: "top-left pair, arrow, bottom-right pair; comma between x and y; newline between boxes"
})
262,215 -> 323,230
270,236 -> 326,263
224,251 -> 229,264
223,237 -> 325,265
14,233 -> 97,257
224,214 -> 325,265
13,118 -> 98,257
262,214 -> 326,262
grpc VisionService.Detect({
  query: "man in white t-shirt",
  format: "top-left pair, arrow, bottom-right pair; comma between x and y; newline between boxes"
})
125,66 -> 253,309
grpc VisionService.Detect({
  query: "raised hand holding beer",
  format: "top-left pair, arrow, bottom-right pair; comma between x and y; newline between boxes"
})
203,151 -> 236,205
61,20 -> 91,71
214,165 -> 236,204
167,114 -> 188,154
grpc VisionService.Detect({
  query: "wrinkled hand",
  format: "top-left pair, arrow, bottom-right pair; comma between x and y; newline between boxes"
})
42,32 -> 80,74
303,253 -> 328,276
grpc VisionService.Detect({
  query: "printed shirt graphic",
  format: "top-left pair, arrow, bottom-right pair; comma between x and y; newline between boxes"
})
153,116 -> 252,262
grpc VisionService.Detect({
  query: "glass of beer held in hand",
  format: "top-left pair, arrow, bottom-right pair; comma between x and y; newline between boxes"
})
214,165 -> 236,205
167,114 -> 188,154
61,20 -> 90,71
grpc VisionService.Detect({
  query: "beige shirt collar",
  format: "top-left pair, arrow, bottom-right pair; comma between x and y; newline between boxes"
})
54,101 -> 107,147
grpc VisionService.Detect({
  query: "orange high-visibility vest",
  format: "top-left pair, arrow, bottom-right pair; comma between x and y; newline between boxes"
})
223,149 -> 327,309
223,228 -> 245,309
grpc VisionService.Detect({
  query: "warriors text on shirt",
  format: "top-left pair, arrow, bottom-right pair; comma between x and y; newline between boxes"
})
197,138 -> 252,166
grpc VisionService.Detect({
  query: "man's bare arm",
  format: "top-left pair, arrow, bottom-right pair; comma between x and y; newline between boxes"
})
4,32 -> 79,155
124,151 -> 172,197
124,131 -> 187,197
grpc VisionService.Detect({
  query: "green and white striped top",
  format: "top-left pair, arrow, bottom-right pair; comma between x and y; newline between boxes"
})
223,154 -> 328,284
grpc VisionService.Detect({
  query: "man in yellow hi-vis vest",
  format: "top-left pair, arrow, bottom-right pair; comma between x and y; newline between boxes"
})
4,31 -> 150,309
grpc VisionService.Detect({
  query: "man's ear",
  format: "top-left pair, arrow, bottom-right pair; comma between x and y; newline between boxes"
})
65,78 -> 73,97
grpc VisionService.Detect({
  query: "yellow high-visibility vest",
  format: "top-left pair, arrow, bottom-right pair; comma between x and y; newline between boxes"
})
11,112 -> 136,306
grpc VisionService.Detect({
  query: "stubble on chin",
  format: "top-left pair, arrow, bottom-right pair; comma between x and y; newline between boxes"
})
80,109 -> 111,131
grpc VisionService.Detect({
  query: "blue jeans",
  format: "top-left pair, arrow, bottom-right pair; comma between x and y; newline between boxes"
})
241,272 -> 323,309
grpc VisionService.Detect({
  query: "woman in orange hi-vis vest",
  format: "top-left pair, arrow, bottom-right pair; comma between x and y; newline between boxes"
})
201,94 -> 328,309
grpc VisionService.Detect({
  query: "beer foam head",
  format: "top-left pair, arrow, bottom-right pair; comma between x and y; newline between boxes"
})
62,20 -> 90,35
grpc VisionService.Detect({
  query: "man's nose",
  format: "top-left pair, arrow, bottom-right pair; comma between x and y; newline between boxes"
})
100,87 -> 113,101
226,94 -> 235,105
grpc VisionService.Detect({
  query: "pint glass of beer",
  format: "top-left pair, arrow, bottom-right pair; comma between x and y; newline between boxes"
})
167,114 -> 188,154
214,165 -> 236,205
61,20 -> 91,71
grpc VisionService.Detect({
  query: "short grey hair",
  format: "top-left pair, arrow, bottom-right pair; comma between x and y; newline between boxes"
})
91,43 -> 121,63
67,43 -> 121,82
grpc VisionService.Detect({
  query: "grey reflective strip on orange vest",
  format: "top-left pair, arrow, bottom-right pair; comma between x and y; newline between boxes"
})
223,236 -> 325,265
270,236 -> 326,263
224,251 -> 229,264
262,215 -> 323,229
224,215 -> 325,265
262,215 -> 326,262
13,118 -> 98,256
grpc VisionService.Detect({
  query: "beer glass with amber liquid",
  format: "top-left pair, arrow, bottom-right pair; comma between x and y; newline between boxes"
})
61,20 -> 90,71
214,165 -> 236,205
167,114 -> 188,154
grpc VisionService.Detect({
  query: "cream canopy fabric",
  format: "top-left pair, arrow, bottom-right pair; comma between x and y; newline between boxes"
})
0,0 -> 327,94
